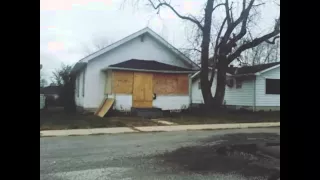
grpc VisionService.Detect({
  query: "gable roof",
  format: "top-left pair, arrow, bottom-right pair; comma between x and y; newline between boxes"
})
227,62 -> 280,75
71,27 -> 199,74
107,59 -> 196,73
191,62 -> 280,81
190,67 -> 232,81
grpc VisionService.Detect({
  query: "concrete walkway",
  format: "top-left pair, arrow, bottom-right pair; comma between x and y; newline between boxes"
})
40,122 -> 280,137
41,127 -> 136,137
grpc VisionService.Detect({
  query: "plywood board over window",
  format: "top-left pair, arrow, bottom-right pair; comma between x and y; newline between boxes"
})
177,74 -> 189,94
112,71 -> 133,94
153,73 -> 188,95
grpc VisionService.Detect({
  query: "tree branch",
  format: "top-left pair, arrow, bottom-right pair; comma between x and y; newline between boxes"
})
230,2 -> 234,23
253,2 -> 265,7
225,0 -> 231,25
214,17 -> 228,55
220,0 -> 256,52
212,3 -> 225,12
226,0 -> 256,47
242,0 -> 246,10
209,64 -> 216,86
227,17 -> 280,64
265,36 -> 280,44
148,0 -> 203,30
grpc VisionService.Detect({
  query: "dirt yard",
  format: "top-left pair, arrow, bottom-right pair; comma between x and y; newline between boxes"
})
40,107 -> 280,130
40,107 -> 160,130
161,110 -> 280,125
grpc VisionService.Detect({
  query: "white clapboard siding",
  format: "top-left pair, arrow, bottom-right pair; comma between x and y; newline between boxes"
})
224,80 -> 255,106
255,66 -> 280,107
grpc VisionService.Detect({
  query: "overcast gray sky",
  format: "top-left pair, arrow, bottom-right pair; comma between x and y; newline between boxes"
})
40,0 -> 279,81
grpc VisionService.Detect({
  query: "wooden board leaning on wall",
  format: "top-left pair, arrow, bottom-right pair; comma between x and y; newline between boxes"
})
112,71 -> 134,94
153,73 -> 189,95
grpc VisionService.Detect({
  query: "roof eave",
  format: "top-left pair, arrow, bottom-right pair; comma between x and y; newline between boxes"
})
105,67 -> 196,74
75,27 -> 200,70
229,73 -> 256,77
254,64 -> 280,75
70,62 -> 87,75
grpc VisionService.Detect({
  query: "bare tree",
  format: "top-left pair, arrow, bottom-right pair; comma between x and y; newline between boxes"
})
52,64 -> 73,86
51,63 -> 76,112
125,0 -> 280,108
238,40 -> 280,66
40,64 -> 47,88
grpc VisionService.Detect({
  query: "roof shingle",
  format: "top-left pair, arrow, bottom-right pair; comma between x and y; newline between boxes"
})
109,59 -> 195,72
227,62 -> 280,75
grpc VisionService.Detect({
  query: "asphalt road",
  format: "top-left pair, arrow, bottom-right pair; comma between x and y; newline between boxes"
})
40,128 -> 280,180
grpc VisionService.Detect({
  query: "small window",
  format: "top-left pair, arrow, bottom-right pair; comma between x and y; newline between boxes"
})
198,81 -> 201,89
266,79 -> 280,94
236,79 -> 242,89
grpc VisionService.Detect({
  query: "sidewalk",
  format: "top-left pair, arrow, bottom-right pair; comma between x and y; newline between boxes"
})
40,122 -> 280,137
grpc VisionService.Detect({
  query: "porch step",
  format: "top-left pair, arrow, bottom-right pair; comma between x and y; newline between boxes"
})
131,107 -> 163,118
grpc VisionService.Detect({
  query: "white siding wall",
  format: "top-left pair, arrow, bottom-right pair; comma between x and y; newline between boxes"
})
94,71 -> 190,111
111,94 -> 132,111
191,72 -> 254,106
83,34 -> 192,109
109,94 -> 189,111
191,72 -> 217,104
224,80 -> 254,106
255,66 -> 280,107
153,96 -> 190,110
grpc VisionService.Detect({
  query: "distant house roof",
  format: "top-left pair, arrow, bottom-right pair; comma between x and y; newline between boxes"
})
191,62 -> 280,80
71,27 -> 200,74
227,62 -> 280,75
40,85 -> 60,94
107,59 -> 196,73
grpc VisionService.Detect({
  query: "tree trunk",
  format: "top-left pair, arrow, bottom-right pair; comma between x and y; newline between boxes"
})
200,0 -> 214,106
63,75 -> 76,113
212,56 -> 228,107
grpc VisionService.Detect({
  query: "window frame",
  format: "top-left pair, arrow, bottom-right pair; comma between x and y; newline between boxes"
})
265,78 -> 280,95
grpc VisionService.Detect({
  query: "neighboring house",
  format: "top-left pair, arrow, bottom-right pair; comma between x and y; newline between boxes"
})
71,27 -> 199,112
40,85 -> 61,106
191,62 -> 280,111
40,94 -> 46,110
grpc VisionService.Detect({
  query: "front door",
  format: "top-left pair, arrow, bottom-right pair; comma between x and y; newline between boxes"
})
132,72 -> 153,108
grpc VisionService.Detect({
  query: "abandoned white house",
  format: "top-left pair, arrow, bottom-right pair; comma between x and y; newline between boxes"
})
71,27 -> 199,113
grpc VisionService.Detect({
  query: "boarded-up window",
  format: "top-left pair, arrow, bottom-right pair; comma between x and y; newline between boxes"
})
153,73 -> 188,95
112,71 -> 133,94
177,74 -> 189,94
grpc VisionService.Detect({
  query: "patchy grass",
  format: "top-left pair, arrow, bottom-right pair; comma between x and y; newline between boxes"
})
40,107 -> 160,131
161,110 -> 280,125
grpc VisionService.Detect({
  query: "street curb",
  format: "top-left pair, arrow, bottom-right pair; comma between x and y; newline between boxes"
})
134,122 -> 280,132
40,127 -> 137,137
40,122 -> 279,137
